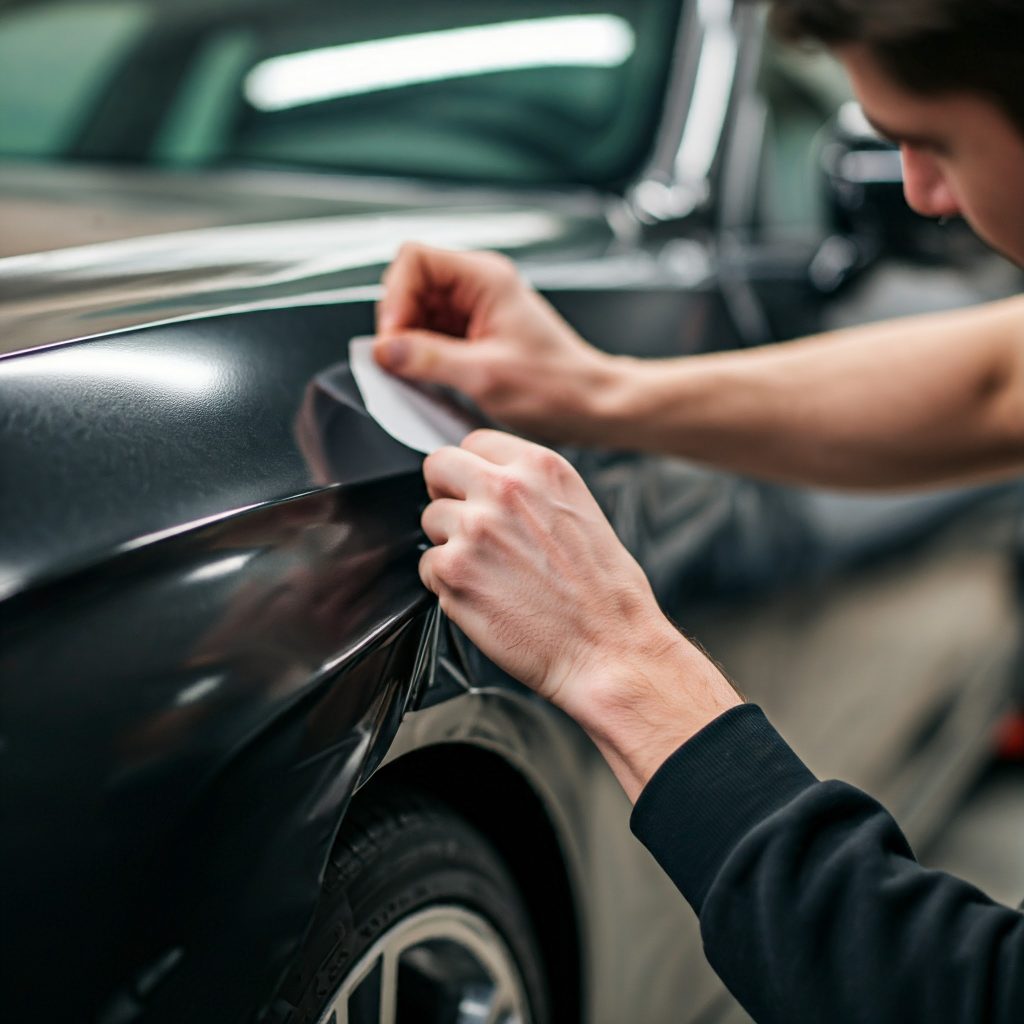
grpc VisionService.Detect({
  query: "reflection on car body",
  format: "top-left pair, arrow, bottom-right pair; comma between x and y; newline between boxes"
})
0,1 -> 1021,1021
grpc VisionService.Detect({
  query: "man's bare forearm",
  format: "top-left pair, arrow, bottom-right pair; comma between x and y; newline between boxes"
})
595,296 -> 1024,489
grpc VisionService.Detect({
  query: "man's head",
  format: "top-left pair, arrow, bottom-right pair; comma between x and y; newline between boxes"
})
760,0 -> 1024,265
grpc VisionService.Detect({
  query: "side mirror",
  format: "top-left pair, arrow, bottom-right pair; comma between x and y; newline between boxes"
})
820,102 -> 964,266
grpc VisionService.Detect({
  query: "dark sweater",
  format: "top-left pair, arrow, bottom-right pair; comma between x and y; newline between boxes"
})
630,704 -> 1024,1023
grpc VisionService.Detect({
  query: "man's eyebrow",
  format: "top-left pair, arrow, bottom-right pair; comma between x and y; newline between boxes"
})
861,111 -> 935,148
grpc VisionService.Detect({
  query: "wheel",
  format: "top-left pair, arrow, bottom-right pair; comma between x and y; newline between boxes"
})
271,788 -> 551,1024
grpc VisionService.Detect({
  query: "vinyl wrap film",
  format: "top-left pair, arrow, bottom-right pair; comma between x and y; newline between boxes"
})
0,305 -> 439,1022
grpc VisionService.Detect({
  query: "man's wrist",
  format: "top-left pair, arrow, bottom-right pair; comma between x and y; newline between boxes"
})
583,354 -> 652,446
587,355 -> 703,454
570,635 -> 744,803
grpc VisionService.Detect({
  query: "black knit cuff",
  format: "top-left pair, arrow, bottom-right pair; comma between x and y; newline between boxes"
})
630,704 -> 817,913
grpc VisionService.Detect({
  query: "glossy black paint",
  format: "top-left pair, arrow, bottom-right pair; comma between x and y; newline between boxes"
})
2,466 -> 435,1020
0,301 -> 428,598
2,5 -> 1023,1023
0,162 -> 613,353
1,267 -> 458,1020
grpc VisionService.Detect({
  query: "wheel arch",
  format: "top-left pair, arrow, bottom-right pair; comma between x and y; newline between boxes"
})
360,740 -> 584,1024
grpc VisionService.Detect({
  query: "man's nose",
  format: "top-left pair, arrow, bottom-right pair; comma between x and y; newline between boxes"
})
900,146 -> 960,219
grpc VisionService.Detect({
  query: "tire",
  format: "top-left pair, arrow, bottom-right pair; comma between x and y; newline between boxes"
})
270,787 -> 551,1024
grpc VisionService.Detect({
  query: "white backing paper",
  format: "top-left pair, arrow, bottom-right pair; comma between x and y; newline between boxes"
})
348,336 -> 478,454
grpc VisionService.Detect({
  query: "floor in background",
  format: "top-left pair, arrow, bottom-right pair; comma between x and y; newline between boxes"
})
923,759 -> 1024,908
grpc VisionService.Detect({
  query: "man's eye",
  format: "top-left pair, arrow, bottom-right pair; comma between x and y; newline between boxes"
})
906,139 -> 950,158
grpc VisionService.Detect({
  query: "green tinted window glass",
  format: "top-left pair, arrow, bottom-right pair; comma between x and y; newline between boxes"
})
154,29 -> 257,165
0,1 -> 148,156
0,0 -> 680,188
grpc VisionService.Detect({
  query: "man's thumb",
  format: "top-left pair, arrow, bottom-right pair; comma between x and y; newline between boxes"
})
374,329 -> 471,389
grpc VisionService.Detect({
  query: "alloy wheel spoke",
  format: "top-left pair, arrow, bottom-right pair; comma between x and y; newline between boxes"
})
378,948 -> 399,1024
482,981 -> 518,1024
316,906 -> 531,1024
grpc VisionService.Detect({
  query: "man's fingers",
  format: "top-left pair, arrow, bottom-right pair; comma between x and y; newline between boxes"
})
378,243 -> 460,333
378,245 -> 431,334
421,498 -> 462,545
418,545 -> 443,596
378,243 -> 511,334
422,444 -> 491,500
380,243 -> 471,331
373,328 -> 480,392
461,429 -> 534,465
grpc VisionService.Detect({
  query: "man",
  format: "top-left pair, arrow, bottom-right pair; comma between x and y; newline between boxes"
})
372,1 -> 1024,1020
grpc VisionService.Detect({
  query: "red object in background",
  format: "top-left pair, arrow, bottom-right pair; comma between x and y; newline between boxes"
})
996,711 -> 1024,761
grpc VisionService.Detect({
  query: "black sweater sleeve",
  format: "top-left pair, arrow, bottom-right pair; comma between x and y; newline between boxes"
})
630,704 -> 1024,1024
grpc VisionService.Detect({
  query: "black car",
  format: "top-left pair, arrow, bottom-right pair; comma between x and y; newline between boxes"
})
1,2 -> 1021,1022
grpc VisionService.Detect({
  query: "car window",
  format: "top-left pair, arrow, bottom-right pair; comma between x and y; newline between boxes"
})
0,0 -> 682,190
0,1 -> 150,157
754,40 -> 853,240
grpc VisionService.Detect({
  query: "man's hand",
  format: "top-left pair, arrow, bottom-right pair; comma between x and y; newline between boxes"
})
374,243 -> 621,444
419,429 -> 742,800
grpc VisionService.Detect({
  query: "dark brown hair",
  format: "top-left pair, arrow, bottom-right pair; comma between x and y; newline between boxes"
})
755,0 -> 1024,133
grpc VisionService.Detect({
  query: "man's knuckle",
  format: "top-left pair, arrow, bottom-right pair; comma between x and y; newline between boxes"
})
424,446 -> 456,477
418,549 -> 439,592
421,450 -> 440,481
486,250 -> 516,273
463,428 -> 491,450
473,368 -> 501,404
420,503 -> 437,533
480,251 -> 519,285
462,506 -> 493,544
441,545 -> 475,590
528,447 -> 567,480
491,469 -> 528,506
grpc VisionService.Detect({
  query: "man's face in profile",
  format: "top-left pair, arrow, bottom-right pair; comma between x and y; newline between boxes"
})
837,43 -> 1024,267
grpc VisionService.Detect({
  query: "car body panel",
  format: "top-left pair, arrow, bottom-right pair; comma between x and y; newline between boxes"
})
1,466 -> 437,1021
3,2 -> 1023,1021
0,161 -> 616,353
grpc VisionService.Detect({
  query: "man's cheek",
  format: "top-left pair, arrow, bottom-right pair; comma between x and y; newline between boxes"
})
967,195 -> 1024,264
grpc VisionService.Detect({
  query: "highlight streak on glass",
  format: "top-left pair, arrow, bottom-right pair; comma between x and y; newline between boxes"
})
244,15 -> 636,113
